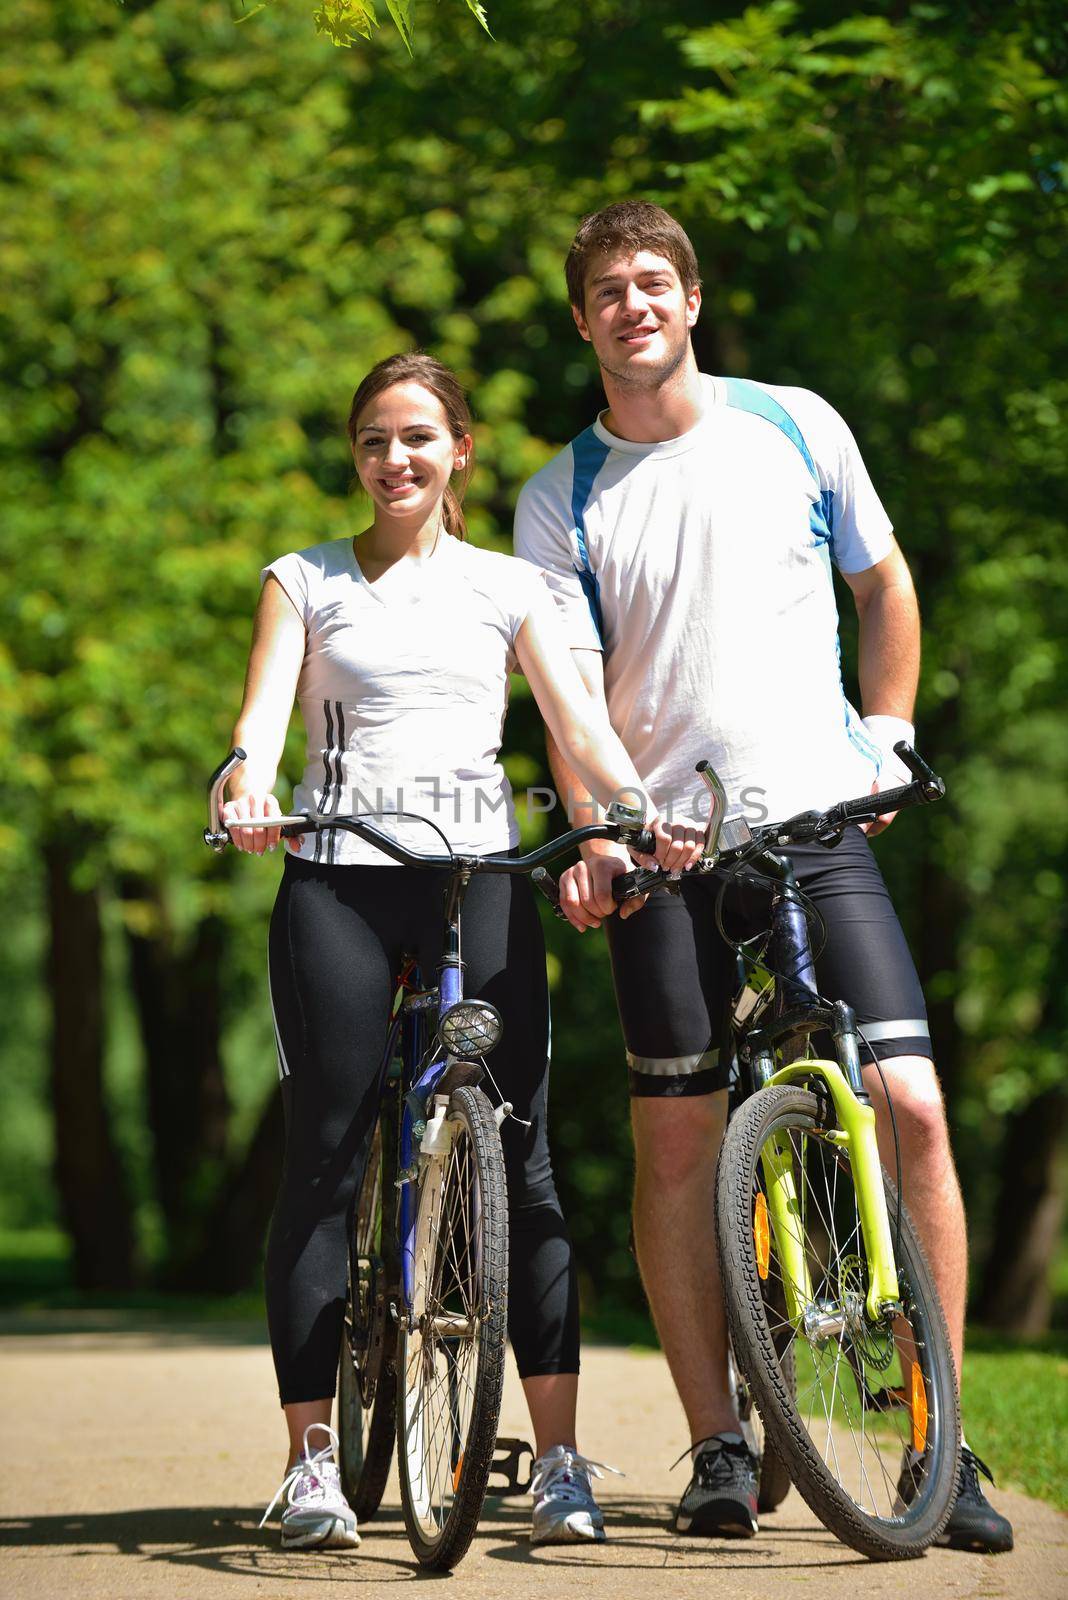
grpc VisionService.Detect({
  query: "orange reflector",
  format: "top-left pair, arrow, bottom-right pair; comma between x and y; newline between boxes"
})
754,1192 -> 770,1280
453,1451 -> 465,1491
911,1362 -> 929,1453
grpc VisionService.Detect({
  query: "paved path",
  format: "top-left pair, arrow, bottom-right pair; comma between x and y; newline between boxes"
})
1,1315 -> 1063,1598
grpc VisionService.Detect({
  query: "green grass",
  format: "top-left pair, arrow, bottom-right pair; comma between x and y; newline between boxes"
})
961,1330 -> 1068,1511
585,1303 -> 1067,1512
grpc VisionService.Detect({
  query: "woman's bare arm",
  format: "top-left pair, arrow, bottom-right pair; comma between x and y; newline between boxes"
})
223,576 -> 306,854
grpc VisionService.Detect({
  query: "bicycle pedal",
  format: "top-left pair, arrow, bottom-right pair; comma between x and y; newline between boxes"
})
488,1436 -> 534,1495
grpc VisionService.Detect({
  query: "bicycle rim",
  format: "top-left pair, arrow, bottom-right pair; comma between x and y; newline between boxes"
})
397,1085 -> 507,1568
719,1085 -> 960,1558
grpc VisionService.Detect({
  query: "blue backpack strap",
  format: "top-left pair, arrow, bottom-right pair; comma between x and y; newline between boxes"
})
570,426 -> 612,642
722,376 -> 834,550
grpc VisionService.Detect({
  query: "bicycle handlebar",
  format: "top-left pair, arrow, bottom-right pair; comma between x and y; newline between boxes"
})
204,748 -> 657,872
609,743 -> 945,905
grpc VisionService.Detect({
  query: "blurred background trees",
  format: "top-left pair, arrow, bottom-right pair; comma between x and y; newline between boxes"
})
1,0 -> 1064,1331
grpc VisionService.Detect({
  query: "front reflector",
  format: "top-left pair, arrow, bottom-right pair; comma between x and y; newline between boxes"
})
754,1192 -> 770,1280
911,1361 -> 929,1453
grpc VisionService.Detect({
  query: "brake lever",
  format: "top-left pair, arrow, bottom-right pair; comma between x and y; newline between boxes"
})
204,747 -> 246,851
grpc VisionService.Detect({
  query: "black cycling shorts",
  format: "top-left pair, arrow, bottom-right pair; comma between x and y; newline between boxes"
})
605,826 -> 931,1098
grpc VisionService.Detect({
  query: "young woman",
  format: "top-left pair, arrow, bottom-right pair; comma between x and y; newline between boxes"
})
223,353 -> 700,1552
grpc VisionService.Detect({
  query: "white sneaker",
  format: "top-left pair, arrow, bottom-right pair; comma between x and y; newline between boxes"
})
260,1422 -> 359,1550
530,1444 -> 620,1545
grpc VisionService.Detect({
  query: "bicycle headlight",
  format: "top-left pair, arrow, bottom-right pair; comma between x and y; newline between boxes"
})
438,1000 -> 503,1058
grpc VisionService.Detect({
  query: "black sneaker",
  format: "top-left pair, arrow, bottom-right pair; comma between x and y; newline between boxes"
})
897,1445 -> 1014,1554
940,1448 -> 1014,1553
674,1432 -> 759,1537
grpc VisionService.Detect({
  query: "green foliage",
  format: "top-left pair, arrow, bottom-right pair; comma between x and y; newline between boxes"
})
2,0 -> 1065,1319
641,1 -> 1067,1266
225,0 -> 490,50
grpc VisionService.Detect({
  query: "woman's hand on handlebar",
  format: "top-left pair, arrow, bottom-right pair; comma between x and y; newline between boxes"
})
221,789 -> 284,854
630,816 -> 705,875
558,843 -> 645,931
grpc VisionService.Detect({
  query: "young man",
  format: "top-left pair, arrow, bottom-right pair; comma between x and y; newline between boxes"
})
513,201 -> 1012,1553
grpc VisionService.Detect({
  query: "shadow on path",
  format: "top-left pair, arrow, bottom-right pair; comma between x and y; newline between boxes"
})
0,1506 -> 423,1584
480,1494 -> 867,1571
0,1496 -> 866,1581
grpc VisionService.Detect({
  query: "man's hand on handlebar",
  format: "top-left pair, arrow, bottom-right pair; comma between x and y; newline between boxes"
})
222,790 -> 284,855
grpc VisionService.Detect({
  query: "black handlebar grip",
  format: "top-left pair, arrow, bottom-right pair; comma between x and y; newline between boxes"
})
531,866 -> 568,921
633,827 -> 657,857
841,782 -> 915,820
611,871 -> 641,902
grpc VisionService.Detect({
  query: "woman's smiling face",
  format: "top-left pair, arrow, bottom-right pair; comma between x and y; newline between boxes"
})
352,381 -> 470,522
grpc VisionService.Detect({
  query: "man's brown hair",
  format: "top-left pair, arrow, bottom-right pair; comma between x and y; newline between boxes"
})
565,201 -> 701,310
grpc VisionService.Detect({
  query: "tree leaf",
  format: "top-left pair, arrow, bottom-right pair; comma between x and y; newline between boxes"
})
385,0 -> 414,53
463,0 -> 493,38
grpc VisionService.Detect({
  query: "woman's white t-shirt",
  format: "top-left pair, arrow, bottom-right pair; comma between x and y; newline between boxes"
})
263,534 -> 554,866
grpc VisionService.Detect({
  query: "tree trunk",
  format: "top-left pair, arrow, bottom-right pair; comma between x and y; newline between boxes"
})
120,881 -> 230,1271
45,843 -> 136,1288
974,1085 -> 1067,1336
181,1087 -> 285,1293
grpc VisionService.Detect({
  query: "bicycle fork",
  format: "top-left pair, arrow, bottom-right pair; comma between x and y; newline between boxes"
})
756,1030 -> 902,1330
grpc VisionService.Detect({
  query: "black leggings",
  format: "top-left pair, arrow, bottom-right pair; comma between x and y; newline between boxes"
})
265,851 -> 579,1405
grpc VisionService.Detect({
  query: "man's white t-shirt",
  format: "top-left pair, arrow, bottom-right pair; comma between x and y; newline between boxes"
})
264,533 -> 555,865
514,374 -> 894,829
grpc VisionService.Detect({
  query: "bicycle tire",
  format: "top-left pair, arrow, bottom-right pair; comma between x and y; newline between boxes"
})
338,1122 -> 397,1521
730,1327 -> 794,1512
396,1084 -> 508,1569
717,1084 -> 960,1559
726,1033 -> 793,1511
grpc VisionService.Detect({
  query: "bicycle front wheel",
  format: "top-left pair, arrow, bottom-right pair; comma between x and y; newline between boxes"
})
730,1329 -> 794,1513
397,1085 -> 508,1569
717,1085 -> 960,1559
338,1122 -> 397,1521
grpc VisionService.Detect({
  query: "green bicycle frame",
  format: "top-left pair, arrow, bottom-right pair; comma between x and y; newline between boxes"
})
761,1060 -> 901,1324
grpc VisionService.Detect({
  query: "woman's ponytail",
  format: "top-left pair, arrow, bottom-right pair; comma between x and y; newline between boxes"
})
442,483 -> 468,541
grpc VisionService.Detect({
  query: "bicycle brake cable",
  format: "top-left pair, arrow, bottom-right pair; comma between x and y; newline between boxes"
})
477,1055 -> 532,1129
351,810 -> 458,867
712,842 -> 830,984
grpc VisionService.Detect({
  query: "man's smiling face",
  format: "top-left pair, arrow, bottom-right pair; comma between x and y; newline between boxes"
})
573,249 -> 701,387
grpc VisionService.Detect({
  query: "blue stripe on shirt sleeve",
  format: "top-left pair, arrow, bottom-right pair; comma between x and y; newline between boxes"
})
723,376 -> 834,550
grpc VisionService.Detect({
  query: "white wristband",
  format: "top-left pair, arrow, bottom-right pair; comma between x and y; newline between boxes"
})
862,716 -> 915,787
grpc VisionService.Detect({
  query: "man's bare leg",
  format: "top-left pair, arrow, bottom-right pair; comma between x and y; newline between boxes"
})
864,1055 -> 966,1375
630,1090 -> 738,1443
